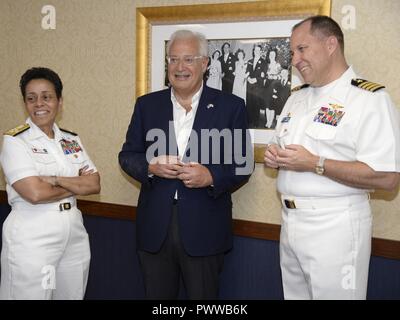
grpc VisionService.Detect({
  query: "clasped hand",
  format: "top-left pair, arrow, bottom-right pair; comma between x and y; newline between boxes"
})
264,144 -> 317,172
148,155 -> 213,188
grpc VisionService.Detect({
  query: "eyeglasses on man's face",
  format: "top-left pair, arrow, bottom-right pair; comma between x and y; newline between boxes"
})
167,55 -> 204,66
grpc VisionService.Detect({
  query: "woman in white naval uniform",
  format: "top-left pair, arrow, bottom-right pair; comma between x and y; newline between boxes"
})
0,67 -> 100,299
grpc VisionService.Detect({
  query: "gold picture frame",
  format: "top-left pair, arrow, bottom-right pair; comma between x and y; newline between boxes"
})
136,0 -> 331,163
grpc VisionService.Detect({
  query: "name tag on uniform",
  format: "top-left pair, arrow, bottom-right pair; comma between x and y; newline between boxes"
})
60,139 -> 82,155
31,147 -> 48,154
313,105 -> 345,127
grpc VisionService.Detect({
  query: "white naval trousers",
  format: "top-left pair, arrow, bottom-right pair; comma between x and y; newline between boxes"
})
279,194 -> 372,300
0,203 -> 90,300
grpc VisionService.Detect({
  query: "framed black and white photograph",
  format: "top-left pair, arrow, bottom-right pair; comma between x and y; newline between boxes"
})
164,38 -> 292,130
136,0 -> 331,162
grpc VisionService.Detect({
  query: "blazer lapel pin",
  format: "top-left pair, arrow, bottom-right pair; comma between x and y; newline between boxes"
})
206,103 -> 214,109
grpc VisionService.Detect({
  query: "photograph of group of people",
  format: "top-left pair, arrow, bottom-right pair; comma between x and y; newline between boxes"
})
165,37 -> 292,129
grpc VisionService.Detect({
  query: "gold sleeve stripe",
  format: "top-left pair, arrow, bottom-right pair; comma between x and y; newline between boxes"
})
363,82 -> 382,91
351,78 -> 385,92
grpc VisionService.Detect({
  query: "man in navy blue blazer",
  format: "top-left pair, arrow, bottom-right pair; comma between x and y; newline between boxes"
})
119,30 -> 253,299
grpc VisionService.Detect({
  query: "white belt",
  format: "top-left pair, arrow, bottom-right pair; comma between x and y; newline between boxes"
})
13,199 -> 77,212
281,194 -> 369,210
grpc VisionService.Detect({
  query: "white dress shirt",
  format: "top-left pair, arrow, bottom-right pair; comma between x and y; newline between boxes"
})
171,85 -> 203,159
171,85 -> 203,199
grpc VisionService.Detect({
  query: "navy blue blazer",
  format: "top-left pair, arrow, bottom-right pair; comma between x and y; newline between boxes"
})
119,85 -> 253,256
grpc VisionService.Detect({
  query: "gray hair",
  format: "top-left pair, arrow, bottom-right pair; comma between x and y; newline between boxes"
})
166,30 -> 208,57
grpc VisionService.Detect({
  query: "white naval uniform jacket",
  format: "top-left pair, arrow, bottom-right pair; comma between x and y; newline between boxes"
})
275,66 -> 400,197
0,117 -> 97,208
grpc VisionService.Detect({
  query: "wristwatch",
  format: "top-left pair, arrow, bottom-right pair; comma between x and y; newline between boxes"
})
315,156 -> 326,175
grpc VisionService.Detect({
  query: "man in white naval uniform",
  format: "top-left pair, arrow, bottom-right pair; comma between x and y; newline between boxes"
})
264,16 -> 400,299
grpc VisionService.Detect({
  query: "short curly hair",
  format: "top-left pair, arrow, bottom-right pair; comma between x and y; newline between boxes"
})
19,67 -> 63,100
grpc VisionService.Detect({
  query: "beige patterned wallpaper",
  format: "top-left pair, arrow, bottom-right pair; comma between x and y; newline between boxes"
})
0,0 -> 399,240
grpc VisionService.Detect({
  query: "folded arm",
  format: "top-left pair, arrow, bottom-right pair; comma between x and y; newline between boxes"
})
12,176 -> 74,204
13,170 -> 100,204
42,171 -> 101,196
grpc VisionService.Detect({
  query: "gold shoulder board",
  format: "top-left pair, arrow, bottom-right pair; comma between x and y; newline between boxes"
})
60,128 -> 78,136
291,84 -> 310,92
4,123 -> 30,136
351,78 -> 385,92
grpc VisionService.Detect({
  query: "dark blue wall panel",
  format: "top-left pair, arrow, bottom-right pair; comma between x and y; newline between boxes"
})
83,215 -> 144,299
368,256 -> 400,299
219,236 -> 283,299
0,204 -> 399,299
